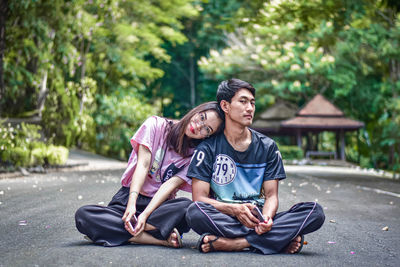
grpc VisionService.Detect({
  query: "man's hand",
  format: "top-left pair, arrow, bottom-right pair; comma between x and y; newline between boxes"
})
234,203 -> 259,228
254,216 -> 273,235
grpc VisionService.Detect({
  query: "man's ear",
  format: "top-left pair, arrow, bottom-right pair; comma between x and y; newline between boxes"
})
220,100 -> 230,114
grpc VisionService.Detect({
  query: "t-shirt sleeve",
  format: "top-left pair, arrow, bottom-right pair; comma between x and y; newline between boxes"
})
264,141 -> 286,181
130,116 -> 160,153
187,144 -> 214,183
121,116 -> 161,187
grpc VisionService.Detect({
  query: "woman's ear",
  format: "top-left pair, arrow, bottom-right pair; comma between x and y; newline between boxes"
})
220,100 -> 229,114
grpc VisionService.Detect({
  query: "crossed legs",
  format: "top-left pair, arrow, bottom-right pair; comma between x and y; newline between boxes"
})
187,201 -> 325,254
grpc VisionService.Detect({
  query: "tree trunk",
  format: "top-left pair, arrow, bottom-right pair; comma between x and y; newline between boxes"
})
79,38 -> 90,114
0,0 -> 8,112
37,70 -> 48,117
189,53 -> 195,107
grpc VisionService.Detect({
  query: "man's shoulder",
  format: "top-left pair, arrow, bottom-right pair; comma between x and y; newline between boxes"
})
196,132 -> 224,150
250,128 -> 277,148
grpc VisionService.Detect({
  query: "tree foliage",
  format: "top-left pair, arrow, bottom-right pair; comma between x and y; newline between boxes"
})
199,0 -> 400,171
2,0 -> 194,159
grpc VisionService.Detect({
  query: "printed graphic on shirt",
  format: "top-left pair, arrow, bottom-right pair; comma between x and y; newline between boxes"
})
211,162 -> 266,204
212,154 -> 236,185
150,147 -> 165,182
162,163 -> 185,183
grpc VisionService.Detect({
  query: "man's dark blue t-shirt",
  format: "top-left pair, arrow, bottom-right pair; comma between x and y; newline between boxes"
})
187,129 -> 286,206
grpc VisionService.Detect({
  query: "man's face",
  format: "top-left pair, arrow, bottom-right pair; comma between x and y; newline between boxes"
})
224,88 -> 255,126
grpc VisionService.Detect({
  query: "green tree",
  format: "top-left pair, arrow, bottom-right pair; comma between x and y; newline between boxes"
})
199,0 -> 400,171
2,0 -> 198,158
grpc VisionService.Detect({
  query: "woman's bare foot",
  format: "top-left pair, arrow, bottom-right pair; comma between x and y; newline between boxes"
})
285,235 -> 303,254
200,235 -> 250,253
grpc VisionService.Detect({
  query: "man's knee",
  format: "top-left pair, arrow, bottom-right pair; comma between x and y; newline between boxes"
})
185,201 -> 206,228
313,202 -> 325,228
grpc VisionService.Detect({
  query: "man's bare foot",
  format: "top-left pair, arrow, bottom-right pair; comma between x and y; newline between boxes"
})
285,235 -> 303,254
167,229 -> 182,248
199,234 -> 250,253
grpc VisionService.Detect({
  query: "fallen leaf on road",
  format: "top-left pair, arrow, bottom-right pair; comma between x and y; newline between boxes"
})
382,226 -> 389,231
303,241 -> 308,245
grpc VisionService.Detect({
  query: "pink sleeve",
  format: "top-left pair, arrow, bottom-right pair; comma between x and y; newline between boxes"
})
120,116 -> 161,186
130,116 -> 159,153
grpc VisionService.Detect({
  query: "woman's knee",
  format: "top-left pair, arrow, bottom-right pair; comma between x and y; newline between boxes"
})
75,205 -> 94,233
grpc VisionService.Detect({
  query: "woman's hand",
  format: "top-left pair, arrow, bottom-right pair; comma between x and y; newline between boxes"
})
122,201 -> 137,235
132,212 -> 149,236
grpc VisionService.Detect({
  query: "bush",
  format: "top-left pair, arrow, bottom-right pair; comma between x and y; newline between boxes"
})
30,147 -> 46,166
0,122 -> 69,168
46,145 -> 69,165
279,145 -> 303,160
10,147 -> 30,167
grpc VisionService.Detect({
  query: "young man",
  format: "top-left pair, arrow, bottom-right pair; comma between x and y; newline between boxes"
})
185,78 -> 325,254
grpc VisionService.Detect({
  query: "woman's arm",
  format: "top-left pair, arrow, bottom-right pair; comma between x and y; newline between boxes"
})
122,145 -> 152,233
133,176 -> 184,236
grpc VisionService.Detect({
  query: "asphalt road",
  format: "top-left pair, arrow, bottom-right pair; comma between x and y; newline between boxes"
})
0,165 -> 399,267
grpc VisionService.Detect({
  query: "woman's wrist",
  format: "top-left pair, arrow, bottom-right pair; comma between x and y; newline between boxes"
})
130,190 -> 139,196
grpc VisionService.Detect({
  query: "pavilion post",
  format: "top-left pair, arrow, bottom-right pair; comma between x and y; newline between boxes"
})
340,129 -> 345,160
296,130 -> 302,148
357,129 -> 360,164
336,131 -> 339,159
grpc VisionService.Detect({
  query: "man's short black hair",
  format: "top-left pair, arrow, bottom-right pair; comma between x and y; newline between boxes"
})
216,78 -> 256,106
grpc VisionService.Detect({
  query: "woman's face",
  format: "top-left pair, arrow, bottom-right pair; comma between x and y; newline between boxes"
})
185,110 -> 222,140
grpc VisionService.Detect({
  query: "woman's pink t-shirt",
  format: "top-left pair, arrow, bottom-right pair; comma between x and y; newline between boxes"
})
120,116 -> 192,197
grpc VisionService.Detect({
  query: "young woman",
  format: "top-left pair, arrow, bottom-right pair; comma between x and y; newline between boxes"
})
75,101 -> 224,247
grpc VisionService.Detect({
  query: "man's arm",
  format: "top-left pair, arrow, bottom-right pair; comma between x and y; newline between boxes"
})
254,179 -> 279,235
192,178 -> 258,228
262,179 -> 279,219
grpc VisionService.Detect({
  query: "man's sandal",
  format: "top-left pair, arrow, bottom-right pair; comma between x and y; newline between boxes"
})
196,233 -> 220,253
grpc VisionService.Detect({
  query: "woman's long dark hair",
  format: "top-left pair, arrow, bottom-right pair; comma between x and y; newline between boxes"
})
166,101 -> 224,157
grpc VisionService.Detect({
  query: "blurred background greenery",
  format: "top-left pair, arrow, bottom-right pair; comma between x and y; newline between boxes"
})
0,0 -> 399,172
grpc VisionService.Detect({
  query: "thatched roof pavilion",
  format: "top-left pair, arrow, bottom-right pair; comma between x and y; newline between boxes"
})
281,94 -> 364,160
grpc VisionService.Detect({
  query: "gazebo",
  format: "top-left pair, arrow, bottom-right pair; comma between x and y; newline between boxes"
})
280,94 -> 364,160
